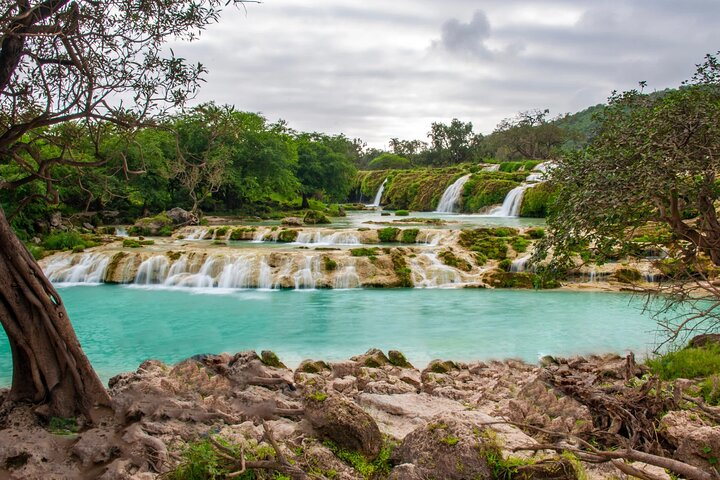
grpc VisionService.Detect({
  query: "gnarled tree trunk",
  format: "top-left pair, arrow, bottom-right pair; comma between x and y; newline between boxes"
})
0,207 -> 110,417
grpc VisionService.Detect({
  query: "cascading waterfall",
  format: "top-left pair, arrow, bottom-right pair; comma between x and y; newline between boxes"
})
45,254 -> 110,284
491,186 -> 528,217
510,256 -> 530,273
482,164 -> 500,172
114,226 -> 128,237
435,174 -> 471,213
134,256 -> 169,285
295,231 -> 360,246
410,253 -> 463,287
369,178 -> 387,207
416,231 -> 444,246
294,256 -> 321,289
333,263 -> 360,289
184,228 -> 208,240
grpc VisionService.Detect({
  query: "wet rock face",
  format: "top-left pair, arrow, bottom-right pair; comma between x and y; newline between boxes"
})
305,395 -> 383,460
393,413 -> 494,480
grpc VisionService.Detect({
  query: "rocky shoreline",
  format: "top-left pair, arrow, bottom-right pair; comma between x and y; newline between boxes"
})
1,347 -> 717,479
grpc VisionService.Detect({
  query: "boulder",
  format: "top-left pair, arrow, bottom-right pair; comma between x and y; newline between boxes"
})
392,413 -> 494,479
352,348 -> 390,368
305,395 -> 383,459
303,210 -> 331,225
72,429 -> 120,467
389,350 -> 414,368
689,333 -> 720,349
281,217 -> 303,226
166,207 -> 194,225
660,410 -> 720,472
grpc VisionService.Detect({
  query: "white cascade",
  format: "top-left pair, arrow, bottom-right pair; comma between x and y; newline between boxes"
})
333,264 -> 360,289
114,226 -> 128,237
435,174 -> 471,213
410,253 -> 462,288
510,256 -> 530,273
135,255 -> 170,285
491,186 -> 528,217
416,231 -> 444,246
370,178 -> 387,207
258,259 -> 274,289
295,231 -> 360,246
184,228 -> 208,240
482,164 -> 500,172
45,253 -> 110,284
251,229 -> 268,243
217,256 -> 255,289
294,256 -> 321,290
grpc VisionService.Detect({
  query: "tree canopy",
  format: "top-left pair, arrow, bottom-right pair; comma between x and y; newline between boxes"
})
539,52 -> 720,344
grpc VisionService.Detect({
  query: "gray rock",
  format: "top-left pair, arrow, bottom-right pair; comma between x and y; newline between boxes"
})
281,217 -> 303,226
305,395 -> 383,459
72,429 -> 120,466
166,207 -> 194,225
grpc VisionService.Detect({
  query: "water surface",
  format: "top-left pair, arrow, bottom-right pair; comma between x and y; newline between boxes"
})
0,286 -> 661,385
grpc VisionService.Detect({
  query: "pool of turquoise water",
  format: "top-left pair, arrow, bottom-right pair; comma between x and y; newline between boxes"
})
0,286 -> 662,385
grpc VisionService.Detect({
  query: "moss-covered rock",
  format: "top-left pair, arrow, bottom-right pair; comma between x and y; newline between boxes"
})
260,350 -> 286,369
229,227 -> 257,241
298,359 -> 331,374
388,350 -> 414,368
378,227 -> 400,242
277,229 -> 299,242
401,228 -> 420,243
519,182 -> 557,218
614,267 -> 642,283
462,177 -> 519,213
391,250 -> 414,287
130,212 -> 174,236
438,250 -> 472,272
304,210 -> 331,225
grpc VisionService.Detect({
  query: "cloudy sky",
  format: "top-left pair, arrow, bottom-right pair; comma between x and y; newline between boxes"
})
173,0 -> 720,148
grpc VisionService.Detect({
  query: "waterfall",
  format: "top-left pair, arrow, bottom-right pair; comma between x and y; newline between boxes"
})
134,256 -> 169,285
217,256 -> 255,289
416,231 -> 444,246
369,178 -> 387,207
435,174 -> 471,213
510,256 -> 530,273
45,253 -> 110,284
334,265 -> 360,289
295,231 -> 360,246
482,164 -> 500,172
114,226 -> 128,237
294,256 -> 321,290
491,186 -> 528,217
184,228 -> 208,240
410,253 -> 462,288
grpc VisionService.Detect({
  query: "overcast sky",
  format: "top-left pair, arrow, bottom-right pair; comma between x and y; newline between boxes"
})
173,0 -> 720,148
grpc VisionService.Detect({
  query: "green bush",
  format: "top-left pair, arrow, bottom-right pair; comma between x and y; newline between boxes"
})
647,345 -> 720,381
323,256 -> 337,271
391,251 -> 414,287
401,228 -> 420,243
395,210 -> 409,216
377,227 -> 400,242
526,227 -> 545,239
438,250 -> 472,272
498,259 -> 512,272
368,152 -> 411,170
43,231 -> 87,251
462,177 -> 519,213
511,236 -> 529,253
26,244 -> 48,260
615,267 -> 642,283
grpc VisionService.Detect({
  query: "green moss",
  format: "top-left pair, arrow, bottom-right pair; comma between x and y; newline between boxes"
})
462,176 -> 519,213
498,259 -> 512,272
391,251 -> 414,287
438,250 -> 472,272
277,229 -> 299,242
526,227 -> 545,239
388,350 -> 413,368
122,239 -> 142,248
400,228 -> 420,243
48,417 -> 78,436
229,227 -> 257,241
350,247 -> 381,257
260,350 -> 286,368
440,434 -> 460,446
377,227 -> 400,242
323,439 -> 395,479
615,267 -> 642,283
299,360 -> 331,373
323,256 -> 337,271
395,209 -> 409,216
308,391 -> 328,402
519,182 -> 557,218
26,244 -> 48,260
428,359 -> 459,374
304,210 -> 331,225
511,236 -> 530,253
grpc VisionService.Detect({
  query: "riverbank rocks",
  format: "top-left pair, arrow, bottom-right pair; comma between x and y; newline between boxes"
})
305,395 -> 383,459
281,216 -> 303,226
166,207 -> 195,225
660,410 -> 720,472
304,210 -> 331,224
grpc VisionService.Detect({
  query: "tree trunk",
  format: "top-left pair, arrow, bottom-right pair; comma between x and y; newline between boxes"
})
0,207 -> 110,417
301,193 -> 309,209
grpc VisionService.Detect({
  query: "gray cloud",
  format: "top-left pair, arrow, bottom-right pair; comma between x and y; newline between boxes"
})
438,11 -> 493,58
169,0 -> 720,147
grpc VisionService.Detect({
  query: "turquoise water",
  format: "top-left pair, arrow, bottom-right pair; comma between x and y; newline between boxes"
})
0,286 -> 661,386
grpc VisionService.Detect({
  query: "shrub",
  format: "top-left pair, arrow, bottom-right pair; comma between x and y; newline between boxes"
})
615,267 -> 642,283
526,227 -> 545,239
499,259 -> 512,272
462,177 -> 519,213
377,227 -> 400,242
43,231 -> 87,251
438,250 -> 472,272
401,228 -> 420,243
647,345 -> 720,381
391,251 -> 414,287
519,182 -> 557,218
394,209 -> 409,216
511,236 -> 529,253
